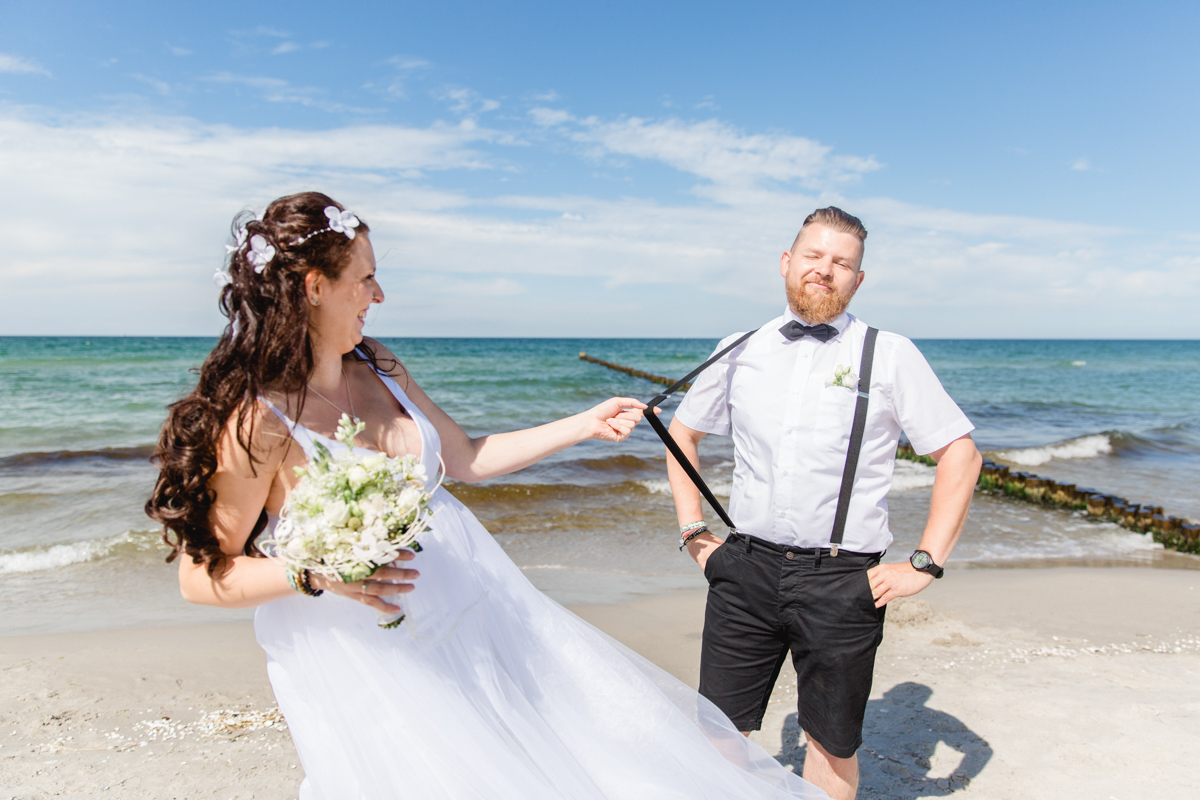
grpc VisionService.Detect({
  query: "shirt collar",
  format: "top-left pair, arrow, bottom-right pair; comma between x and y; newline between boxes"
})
782,307 -> 854,338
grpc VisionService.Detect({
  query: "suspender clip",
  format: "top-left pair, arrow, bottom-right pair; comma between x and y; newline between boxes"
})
857,391 -> 869,399
829,544 -> 839,557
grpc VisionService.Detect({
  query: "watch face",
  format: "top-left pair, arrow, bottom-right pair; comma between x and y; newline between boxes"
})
911,551 -> 932,570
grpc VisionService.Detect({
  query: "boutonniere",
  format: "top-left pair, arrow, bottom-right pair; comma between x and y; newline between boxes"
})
826,364 -> 858,390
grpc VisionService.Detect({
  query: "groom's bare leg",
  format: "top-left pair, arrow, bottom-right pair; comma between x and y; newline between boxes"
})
802,736 -> 859,800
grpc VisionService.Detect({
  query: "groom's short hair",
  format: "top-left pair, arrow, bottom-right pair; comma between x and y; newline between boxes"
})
791,207 -> 868,253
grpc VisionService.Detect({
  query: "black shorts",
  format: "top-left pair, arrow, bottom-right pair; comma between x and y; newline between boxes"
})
698,532 -> 886,759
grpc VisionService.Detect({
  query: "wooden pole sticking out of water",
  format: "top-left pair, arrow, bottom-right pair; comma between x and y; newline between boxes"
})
578,352 -> 691,391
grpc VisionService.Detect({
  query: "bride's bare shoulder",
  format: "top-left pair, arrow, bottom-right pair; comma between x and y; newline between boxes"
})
216,396 -> 296,468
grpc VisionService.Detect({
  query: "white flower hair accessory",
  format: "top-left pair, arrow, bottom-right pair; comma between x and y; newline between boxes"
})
294,205 -> 361,245
225,221 -> 251,255
247,234 -> 276,273
215,213 -> 258,287
325,206 -> 360,238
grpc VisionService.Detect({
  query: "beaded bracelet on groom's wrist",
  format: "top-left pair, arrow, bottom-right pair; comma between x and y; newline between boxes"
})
678,521 -> 709,550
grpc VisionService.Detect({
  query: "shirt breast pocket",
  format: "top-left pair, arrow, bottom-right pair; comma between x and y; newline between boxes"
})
814,384 -> 858,446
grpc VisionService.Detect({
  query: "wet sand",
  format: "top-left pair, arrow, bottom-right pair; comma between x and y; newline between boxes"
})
3,567 -> 1198,799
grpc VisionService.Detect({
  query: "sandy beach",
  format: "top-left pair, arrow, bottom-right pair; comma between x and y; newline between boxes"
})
3,566 -> 1199,799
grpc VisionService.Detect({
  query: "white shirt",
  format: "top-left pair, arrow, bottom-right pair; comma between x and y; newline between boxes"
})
674,309 -> 974,553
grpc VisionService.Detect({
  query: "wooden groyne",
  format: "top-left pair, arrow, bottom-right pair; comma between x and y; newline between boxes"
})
580,352 -> 1199,556
897,445 -> 1200,556
579,352 -> 690,391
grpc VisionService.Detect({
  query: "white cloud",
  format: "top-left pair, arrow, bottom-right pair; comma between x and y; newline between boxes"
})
374,57 -> 432,100
383,56 -> 431,70
271,40 -> 328,56
0,54 -> 50,76
202,72 -> 377,113
438,87 -> 501,116
528,107 -> 572,127
0,106 -> 1195,338
529,110 -> 881,196
167,44 -> 192,57
131,74 -> 171,96
1071,158 -> 1091,171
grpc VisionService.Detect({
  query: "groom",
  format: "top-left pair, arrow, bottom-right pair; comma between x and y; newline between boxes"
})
666,207 -> 981,800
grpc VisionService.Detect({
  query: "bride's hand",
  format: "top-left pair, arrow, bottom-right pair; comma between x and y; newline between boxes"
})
581,397 -> 650,443
309,553 -> 420,614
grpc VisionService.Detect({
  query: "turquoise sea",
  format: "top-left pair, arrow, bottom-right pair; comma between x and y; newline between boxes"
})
1,336 -> 1198,636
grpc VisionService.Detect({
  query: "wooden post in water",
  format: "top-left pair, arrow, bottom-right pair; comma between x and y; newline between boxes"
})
578,352 -> 691,391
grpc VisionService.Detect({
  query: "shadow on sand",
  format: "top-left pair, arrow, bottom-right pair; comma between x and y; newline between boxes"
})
771,682 -> 992,798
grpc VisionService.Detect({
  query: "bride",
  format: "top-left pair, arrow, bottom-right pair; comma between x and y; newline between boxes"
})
147,191 -> 827,799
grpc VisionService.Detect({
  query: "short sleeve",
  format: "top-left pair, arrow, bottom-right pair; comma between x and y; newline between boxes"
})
885,335 -> 975,455
672,334 -> 744,437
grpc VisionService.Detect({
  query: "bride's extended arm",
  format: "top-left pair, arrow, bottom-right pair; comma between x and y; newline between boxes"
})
366,340 -> 646,483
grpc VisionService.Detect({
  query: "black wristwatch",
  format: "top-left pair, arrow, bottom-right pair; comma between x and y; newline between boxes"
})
909,550 -> 944,579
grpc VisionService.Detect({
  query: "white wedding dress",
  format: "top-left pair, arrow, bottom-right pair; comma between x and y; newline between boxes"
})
256,363 -> 827,799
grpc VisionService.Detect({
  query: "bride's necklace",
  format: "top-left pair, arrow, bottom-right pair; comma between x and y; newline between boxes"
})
307,366 -> 358,421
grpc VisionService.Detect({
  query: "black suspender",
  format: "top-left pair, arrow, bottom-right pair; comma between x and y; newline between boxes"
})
642,325 -> 880,556
829,326 -> 878,556
644,328 -> 758,532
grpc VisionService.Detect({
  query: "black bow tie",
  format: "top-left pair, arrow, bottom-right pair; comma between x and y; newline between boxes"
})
779,320 -> 839,342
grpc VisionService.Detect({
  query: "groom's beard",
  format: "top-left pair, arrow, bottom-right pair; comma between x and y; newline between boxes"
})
787,275 -> 856,324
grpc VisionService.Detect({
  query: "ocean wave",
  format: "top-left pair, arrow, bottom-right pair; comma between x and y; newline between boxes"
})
891,460 -> 936,492
0,530 -> 159,574
993,434 -> 1114,466
0,445 -> 155,473
637,479 -> 731,497
546,453 -> 661,473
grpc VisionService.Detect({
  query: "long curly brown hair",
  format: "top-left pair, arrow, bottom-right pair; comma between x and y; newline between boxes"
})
146,191 -> 388,574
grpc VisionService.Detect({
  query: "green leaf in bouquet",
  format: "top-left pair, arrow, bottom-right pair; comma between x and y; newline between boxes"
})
338,562 -> 378,583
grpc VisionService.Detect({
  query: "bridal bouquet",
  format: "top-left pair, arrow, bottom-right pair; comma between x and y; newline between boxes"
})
259,414 -> 439,628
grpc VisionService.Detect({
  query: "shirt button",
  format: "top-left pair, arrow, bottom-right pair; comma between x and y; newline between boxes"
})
778,511 -> 786,518
785,551 -> 795,560
782,470 -> 790,477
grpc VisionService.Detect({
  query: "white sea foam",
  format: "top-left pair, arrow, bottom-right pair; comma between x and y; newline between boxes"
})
1100,529 -> 1165,552
0,531 -> 138,574
1072,360 -> 1087,366
637,479 -> 731,496
994,434 -> 1113,466
890,459 -> 937,492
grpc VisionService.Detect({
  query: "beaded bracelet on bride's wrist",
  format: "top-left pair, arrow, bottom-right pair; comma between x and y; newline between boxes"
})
287,567 -> 325,597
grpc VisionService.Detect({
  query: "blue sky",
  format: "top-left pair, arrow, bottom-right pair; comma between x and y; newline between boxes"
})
2,0 -> 1197,337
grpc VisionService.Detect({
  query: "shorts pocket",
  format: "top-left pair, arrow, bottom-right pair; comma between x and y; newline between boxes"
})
857,561 -> 886,624
703,542 -> 732,583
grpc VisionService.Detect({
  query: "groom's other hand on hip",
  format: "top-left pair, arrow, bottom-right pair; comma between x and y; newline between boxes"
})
867,433 -> 980,607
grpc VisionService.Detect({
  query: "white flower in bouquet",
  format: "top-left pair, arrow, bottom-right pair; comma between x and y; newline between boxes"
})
258,414 -> 441,628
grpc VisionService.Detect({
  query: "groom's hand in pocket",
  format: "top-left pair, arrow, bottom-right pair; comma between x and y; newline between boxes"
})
686,531 -> 724,572
866,561 -> 933,608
